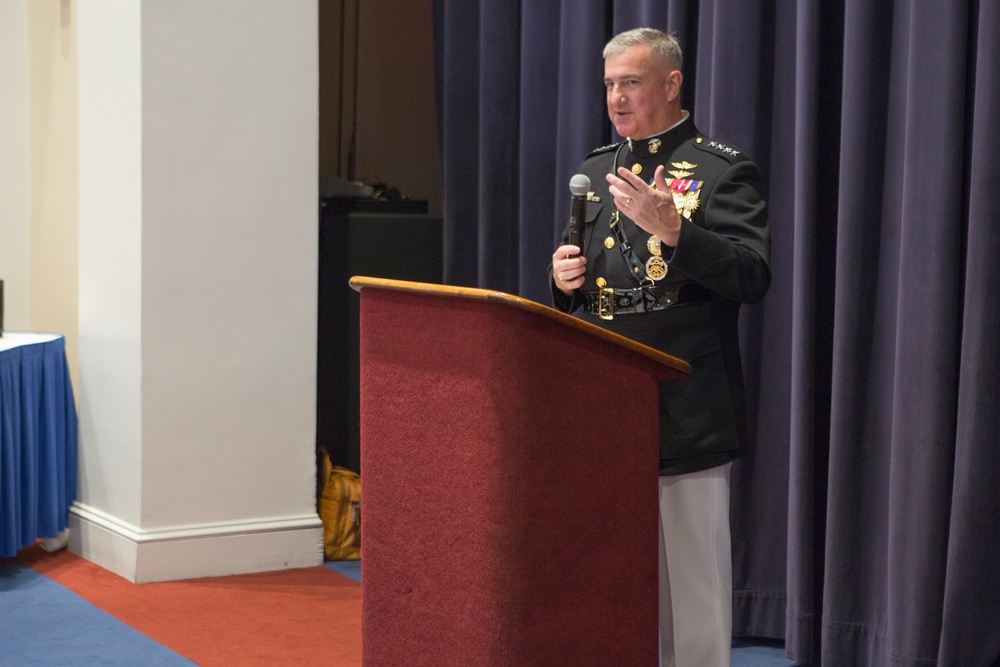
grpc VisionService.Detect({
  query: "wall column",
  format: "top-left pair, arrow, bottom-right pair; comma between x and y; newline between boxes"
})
73,0 -> 321,583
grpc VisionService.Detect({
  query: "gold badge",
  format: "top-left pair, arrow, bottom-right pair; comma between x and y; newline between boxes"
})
647,236 -> 662,256
645,256 -> 668,281
631,163 -> 643,175
596,277 -> 607,288
668,160 -> 696,179
604,236 -> 615,249
648,138 -> 661,154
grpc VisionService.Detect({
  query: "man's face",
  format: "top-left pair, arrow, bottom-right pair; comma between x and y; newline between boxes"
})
604,45 -> 680,139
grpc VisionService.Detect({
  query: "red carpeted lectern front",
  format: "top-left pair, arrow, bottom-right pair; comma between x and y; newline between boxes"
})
350,277 -> 690,667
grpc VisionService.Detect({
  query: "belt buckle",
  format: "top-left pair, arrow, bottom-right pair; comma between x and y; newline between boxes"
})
598,287 -> 615,320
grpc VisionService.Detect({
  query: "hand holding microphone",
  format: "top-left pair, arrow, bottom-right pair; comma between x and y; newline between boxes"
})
553,174 -> 591,295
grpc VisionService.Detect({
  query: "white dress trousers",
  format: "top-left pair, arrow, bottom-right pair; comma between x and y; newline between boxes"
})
658,462 -> 733,667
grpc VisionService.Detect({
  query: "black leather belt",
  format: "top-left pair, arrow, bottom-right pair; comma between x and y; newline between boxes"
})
581,283 -> 720,320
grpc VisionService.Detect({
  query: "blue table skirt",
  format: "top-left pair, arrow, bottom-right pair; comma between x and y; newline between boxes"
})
0,334 -> 78,557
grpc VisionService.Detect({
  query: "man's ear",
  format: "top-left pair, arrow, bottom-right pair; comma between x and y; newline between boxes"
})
666,69 -> 684,102
667,70 -> 683,102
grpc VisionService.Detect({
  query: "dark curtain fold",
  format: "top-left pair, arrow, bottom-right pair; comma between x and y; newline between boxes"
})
476,1 -> 522,289
433,1 -> 1000,664
938,3 -> 1000,665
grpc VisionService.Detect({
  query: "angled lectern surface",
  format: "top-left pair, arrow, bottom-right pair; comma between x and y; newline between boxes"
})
350,276 -> 690,667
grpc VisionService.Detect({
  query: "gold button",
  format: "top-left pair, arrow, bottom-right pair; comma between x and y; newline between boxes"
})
631,163 -> 643,175
604,236 -> 615,249
596,277 -> 607,288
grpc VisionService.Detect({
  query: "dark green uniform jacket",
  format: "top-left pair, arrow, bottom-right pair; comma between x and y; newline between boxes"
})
550,116 -> 770,475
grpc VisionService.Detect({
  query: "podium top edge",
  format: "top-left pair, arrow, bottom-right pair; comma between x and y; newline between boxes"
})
348,276 -> 691,379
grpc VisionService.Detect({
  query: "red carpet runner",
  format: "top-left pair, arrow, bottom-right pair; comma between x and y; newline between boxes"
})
18,546 -> 361,666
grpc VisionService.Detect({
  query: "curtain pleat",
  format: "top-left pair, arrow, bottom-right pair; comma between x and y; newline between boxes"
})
433,1 -> 1000,663
436,1 -> 481,287
938,3 -> 1000,665
476,1 -> 522,289
517,2 -> 561,301
884,3 -> 969,662
783,0 -> 827,659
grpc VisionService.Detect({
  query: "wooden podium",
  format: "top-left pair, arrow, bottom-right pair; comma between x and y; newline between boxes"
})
350,277 -> 690,666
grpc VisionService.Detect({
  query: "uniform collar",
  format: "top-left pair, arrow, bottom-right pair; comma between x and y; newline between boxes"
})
626,112 -> 698,160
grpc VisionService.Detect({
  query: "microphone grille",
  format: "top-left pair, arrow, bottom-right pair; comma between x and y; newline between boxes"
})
569,173 -> 592,196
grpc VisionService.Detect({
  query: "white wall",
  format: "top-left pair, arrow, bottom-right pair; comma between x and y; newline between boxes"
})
73,0 -> 321,582
27,0 -> 80,388
0,0 -> 30,329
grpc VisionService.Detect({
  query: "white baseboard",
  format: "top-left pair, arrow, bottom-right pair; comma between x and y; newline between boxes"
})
68,502 -> 324,583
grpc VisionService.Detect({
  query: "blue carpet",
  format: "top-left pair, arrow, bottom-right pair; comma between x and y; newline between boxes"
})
0,562 -> 195,666
325,559 -> 361,583
731,641 -> 800,666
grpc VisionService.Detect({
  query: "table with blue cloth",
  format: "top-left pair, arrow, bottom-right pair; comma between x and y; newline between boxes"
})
0,332 -> 78,557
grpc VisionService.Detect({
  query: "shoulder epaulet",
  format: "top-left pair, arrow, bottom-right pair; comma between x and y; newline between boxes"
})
690,136 -> 746,163
586,141 -> 623,158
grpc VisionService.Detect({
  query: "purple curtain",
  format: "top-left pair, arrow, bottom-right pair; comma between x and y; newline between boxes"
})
433,1 -> 1000,665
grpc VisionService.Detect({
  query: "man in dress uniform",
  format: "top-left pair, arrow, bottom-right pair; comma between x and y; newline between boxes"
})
549,27 -> 770,666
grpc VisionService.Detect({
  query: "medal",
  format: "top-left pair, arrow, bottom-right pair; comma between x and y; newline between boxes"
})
665,179 -> 703,219
671,190 -> 701,219
647,236 -> 662,256
645,256 -> 667,281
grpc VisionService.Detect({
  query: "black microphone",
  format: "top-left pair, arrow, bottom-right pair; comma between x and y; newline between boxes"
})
567,173 -> 591,254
